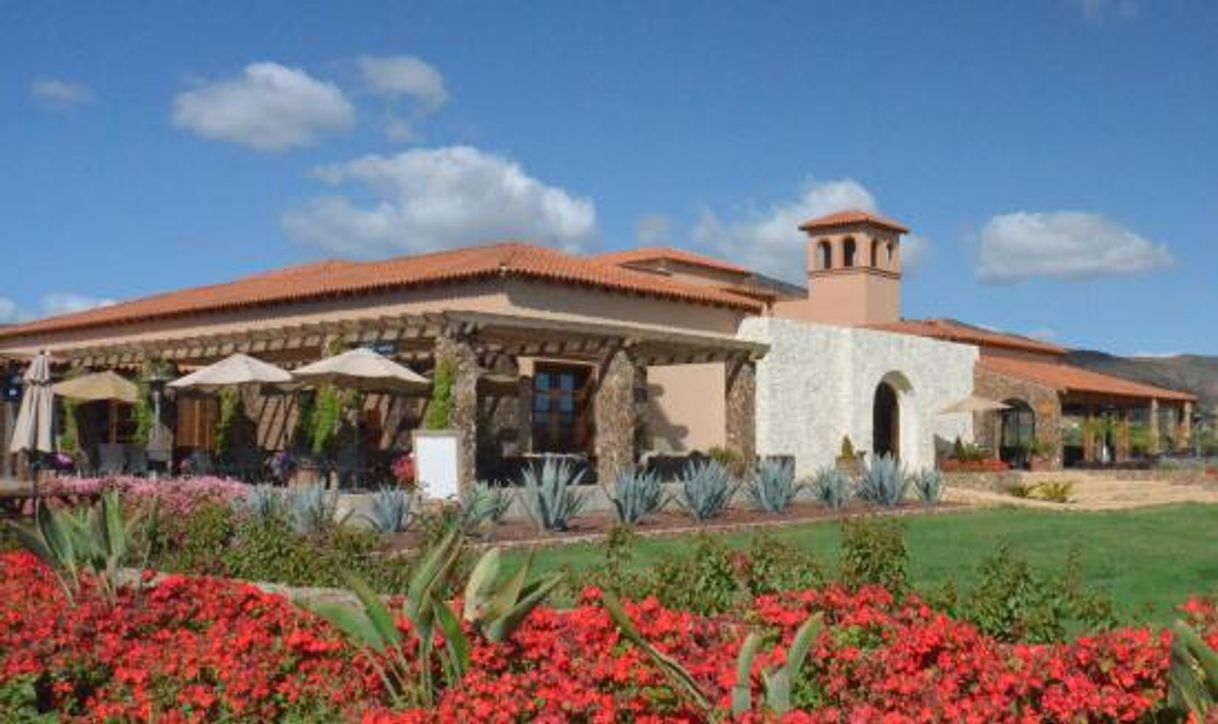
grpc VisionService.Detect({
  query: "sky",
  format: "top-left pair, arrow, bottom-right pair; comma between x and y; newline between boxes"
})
2,0 -> 1216,355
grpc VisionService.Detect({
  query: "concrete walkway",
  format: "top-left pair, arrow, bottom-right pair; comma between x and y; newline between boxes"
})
946,474 -> 1218,511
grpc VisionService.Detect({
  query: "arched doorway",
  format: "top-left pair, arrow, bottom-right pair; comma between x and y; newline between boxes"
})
999,398 -> 1035,467
873,381 -> 900,459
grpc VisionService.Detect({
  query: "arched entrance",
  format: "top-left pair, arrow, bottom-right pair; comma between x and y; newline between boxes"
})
999,398 -> 1035,467
873,381 -> 900,459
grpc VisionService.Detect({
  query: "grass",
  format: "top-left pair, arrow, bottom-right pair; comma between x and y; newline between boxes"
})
516,504 -> 1218,626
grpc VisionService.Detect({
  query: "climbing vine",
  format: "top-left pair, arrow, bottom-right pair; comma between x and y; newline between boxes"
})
424,358 -> 456,430
215,387 -> 241,458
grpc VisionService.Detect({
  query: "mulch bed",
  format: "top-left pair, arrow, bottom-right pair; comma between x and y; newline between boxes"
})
383,500 -> 969,553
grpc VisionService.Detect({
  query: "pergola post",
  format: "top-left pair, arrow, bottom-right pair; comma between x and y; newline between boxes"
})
1149,398 -> 1160,453
725,356 -> 757,469
1180,400 -> 1195,451
1116,410 -> 1131,463
433,333 -> 479,491
594,346 -> 637,485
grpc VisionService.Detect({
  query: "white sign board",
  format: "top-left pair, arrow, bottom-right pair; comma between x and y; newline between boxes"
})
412,431 -> 461,500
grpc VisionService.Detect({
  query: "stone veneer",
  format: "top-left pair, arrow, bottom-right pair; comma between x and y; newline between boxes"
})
738,317 -> 978,477
725,358 -> 757,464
594,348 -> 637,484
973,367 -> 1062,468
432,333 -> 479,490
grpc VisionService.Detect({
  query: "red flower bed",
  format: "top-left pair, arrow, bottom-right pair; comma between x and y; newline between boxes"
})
941,458 -> 1010,473
0,551 -> 1192,721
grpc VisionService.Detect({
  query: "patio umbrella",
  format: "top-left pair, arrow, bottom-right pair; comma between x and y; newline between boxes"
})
52,370 -> 138,403
936,395 -> 1011,415
168,353 -> 293,392
290,347 -> 429,394
9,351 -> 55,454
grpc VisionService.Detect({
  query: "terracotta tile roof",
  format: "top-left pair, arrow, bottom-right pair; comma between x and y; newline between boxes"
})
0,242 -> 762,340
868,318 -> 1068,356
595,247 -> 752,276
980,355 -> 1196,403
798,209 -> 910,234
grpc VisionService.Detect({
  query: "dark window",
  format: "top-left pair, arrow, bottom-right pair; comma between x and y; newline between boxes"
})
818,241 -> 832,270
843,237 -> 857,267
531,364 -> 592,453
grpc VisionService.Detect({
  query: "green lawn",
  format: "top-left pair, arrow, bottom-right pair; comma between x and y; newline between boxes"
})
518,504 -> 1218,626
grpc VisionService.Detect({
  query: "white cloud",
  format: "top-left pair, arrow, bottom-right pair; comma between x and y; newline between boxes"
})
357,55 -> 448,110
691,178 -> 879,281
282,145 -> 598,255
901,233 -> 931,269
172,62 -> 355,151
0,298 -> 19,324
977,211 -> 1174,283
384,115 -> 419,143
636,215 -> 672,246
40,292 -> 115,317
31,79 -> 94,108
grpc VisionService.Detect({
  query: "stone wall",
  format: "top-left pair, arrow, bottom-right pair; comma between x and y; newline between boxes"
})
724,358 -> 756,464
739,317 -> 978,477
433,334 -> 479,490
593,348 -> 637,484
973,367 -> 1062,468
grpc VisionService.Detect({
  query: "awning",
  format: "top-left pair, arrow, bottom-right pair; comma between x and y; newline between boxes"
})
291,347 -> 429,394
937,395 -> 1010,415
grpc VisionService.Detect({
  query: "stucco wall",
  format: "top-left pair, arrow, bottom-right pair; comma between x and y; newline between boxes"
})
646,363 -> 726,454
738,317 -> 978,477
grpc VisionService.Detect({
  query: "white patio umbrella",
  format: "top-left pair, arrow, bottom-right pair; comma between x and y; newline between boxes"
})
52,370 -> 138,404
9,351 -> 56,454
168,353 -> 293,392
290,347 -> 429,394
936,395 -> 1011,415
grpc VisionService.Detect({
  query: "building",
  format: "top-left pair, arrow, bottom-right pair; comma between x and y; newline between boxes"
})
0,211 -> 1196,484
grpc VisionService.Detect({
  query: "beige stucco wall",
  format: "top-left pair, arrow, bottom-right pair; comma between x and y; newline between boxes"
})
774,270 -> 901,327
0,277 -> 748,358
646,362 -> 726,454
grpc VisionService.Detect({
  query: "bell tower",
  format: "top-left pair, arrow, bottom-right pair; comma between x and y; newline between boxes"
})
781,209 -> 908,326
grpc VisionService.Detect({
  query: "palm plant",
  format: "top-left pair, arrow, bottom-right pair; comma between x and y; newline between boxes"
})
606,468 -> 664,525
810,467 -> 851,510
676,459 -> 735,522
747,458 -> 798,514
520,458 -> 587,531
856,454 -> 909,507
461,548 -> 565,643
363,486 -> 412,534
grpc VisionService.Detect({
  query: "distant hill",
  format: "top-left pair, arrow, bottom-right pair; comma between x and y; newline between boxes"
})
1066,350 -> 1218,415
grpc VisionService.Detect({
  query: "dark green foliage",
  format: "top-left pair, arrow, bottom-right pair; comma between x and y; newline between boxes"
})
310,384 -> 345,455
1169,621 -> 1218,718
810,468 -> 851,510
676,459 -> 735,522
147,501 -> 237,576
424,358 -> 456,430
936,545 -> 1115,643
606,468 -> 664,525
839,516 -> 908,595
748,458 -> 799,514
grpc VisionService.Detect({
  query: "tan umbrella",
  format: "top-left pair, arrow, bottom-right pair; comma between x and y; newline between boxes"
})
169,353 -> 293,392
936,395 -> 1011,415
291,347 -> 429,394
9,352 -> 55,454
52,370 -> 138,403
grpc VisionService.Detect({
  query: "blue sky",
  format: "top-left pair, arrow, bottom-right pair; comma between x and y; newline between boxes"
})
2,0 -> 1216,354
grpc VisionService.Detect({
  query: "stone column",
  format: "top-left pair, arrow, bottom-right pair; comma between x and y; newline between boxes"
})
725,356 -> 757,469
1083,413 -> 1097,463
1148,399 -> 1160,454
433,333 -> 479,491
1180,401 -> 1195,451
594,347 -> 637,485
1115,411 -> 1131,463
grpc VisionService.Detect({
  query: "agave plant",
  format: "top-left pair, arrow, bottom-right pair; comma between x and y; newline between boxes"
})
286,485 -> 342,535
606,468 -> 664,525
747,458 -> 798,514
732,612 -> 824,715
7,490 -> 144,601
810,467 -> 851,510
363,486 -> 412,534
676,459 -> 735,522
856,454 -> 909,507
459,481 -> 513,530
910,468 -> 943,505
462,548 -> 565,643
238,484 -> 282,522
308,526 -> 562,708
1169,620 -> 1218,717
520,458 -> 587,531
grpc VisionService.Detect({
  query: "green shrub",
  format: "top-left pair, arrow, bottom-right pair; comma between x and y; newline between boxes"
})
148,500 -> 237,576
1036,480 -> 1074,503
947,545 -> 1114,643
424,358 -> 456,430
839,516 -> 908,595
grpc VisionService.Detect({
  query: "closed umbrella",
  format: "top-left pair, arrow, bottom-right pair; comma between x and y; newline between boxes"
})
291,347 -> 429,394
52,370 -> 138,403
9,351 -> 55,454
936,395 -> 1011,415
169,353 -> 293,392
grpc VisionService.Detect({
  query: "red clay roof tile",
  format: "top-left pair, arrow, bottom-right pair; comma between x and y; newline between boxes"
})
798,209 -> 910,234
980,355 -> 1195,402
868,318 -> 1069,356
595,247 -> 752,276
